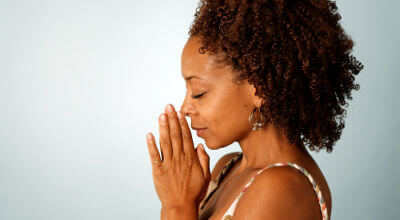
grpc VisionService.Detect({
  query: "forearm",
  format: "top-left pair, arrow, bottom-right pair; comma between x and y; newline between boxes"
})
161,204 -> 199,220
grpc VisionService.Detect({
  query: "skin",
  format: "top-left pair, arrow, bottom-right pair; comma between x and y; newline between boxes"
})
146,37 -> 332,220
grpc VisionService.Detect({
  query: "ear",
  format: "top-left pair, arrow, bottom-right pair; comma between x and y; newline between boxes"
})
247,81 -> 263,107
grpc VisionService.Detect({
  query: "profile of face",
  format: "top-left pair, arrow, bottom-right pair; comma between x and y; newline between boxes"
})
180,37 -> 262,149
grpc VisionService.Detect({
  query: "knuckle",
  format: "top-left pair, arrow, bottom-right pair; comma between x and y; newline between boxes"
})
182,131 -> 192,140
153,167 -> 164,176
185,152 -> 195,161
170,131 -> 181,140
160,137 -> 170,146
150,152 -> 158,158
173,154 -> 182,162
170,114 -> 177,120
179,154 -> 187,162
151,152 -> 159,160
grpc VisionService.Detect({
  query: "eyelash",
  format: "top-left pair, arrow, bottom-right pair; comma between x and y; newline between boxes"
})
192,92 -> 206,99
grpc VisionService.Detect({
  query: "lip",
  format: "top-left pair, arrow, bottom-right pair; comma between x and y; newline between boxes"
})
194,128 -> 207,137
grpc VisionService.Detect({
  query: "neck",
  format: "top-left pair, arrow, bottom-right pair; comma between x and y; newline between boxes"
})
236,123 -> 308,173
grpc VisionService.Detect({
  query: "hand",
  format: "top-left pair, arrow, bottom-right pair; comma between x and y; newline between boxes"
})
146,104 -> 211,210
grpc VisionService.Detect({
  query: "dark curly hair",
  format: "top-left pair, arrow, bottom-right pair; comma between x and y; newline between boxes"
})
188,0 -> 364,152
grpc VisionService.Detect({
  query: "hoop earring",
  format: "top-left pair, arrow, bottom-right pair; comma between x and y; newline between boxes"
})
248,107 -> 265,131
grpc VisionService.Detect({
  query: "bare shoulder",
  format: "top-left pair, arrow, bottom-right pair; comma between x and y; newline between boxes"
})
233,166 -> 324,220
210,152 -> 241,182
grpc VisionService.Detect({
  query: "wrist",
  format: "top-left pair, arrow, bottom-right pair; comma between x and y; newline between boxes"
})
161,203 -> 198,220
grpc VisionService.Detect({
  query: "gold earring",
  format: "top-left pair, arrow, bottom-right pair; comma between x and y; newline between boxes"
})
248,107 -> 264,131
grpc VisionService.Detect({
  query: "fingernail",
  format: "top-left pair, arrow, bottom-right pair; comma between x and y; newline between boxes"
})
166,104 -> 174,113
160,114 -> 167,122
177,111 -> 182,119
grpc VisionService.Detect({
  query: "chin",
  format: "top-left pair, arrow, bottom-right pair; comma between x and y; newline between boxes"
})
203,138 -> 233,150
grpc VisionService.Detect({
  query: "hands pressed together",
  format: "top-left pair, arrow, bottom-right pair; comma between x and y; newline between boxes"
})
146,104 -> 211,218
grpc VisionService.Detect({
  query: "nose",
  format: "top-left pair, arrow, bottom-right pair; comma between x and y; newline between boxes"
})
180,92 -> 196,117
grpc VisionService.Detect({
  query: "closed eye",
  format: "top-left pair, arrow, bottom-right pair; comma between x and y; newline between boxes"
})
192,92 -> 206,99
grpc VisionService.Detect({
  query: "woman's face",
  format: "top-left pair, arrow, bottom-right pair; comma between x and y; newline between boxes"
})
180,37 -> 260,149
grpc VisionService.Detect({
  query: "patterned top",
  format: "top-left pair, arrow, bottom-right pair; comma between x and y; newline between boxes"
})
199,152 -> 329,220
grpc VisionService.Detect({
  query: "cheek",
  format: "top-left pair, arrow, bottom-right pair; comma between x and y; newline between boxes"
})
201,96 -> 252,147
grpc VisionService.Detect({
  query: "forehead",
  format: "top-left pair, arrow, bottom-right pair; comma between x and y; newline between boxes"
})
181,37 -> 227,82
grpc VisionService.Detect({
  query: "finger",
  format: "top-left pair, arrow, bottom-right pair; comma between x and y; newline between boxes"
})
158,113 -> 172,161
146,132 -> 162,167
177,110 -> 196,157
196,144 -> 211,182
165,104 -> 183,159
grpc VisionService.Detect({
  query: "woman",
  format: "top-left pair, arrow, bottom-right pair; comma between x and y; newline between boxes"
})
146,0 -> 363,219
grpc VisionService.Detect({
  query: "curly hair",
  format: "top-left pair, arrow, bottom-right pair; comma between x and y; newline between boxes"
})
188,0 -> 364,152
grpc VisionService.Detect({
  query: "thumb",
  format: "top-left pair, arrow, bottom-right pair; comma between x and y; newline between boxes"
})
196,143 -> 211,183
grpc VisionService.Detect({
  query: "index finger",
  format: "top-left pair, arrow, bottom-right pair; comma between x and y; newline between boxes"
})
146,132 -> 162,167
177,111 -> 196,157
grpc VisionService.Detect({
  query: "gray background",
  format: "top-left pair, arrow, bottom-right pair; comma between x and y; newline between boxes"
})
0,0 -> 398,219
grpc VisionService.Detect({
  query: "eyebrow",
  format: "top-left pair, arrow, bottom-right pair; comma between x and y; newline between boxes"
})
184,75 -> 203,81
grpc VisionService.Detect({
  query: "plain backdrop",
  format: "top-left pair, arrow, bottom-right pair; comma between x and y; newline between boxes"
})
0,0 -> 398,219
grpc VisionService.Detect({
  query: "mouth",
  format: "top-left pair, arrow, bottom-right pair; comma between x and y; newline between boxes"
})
194,128 -> 207,137
191,126 -> 206,130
